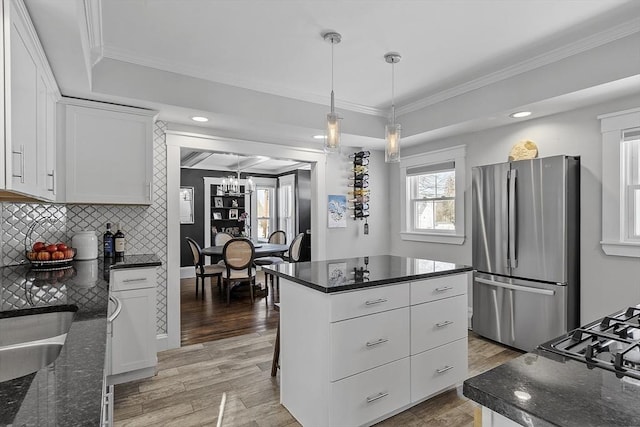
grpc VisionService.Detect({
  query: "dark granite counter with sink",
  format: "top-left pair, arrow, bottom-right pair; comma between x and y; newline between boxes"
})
0,254 -> 161,426
463,349 -> 640,427
263,254 -> 472,293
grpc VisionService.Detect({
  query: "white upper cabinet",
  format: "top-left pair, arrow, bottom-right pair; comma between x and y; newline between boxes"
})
60,98 -> 157,205
1,0 -> 60,201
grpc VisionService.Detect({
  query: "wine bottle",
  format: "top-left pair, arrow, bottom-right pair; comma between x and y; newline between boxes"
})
348,203 -> 370,210
350,213 -> 370,219
348,151 -> 370,159
351,165 -> 368,173
353,157 -> 369,166
348,195 -> 370,203
348,173 -> 369,180
103,223 -> 114,258
348,189 -> 370,196
347,181 -> 369,188
114,227 -> 125,258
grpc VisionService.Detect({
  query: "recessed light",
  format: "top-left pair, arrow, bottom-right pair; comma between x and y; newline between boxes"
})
191,116 -> 209,122
313,135 -> 325,140
509,111 -> 532,118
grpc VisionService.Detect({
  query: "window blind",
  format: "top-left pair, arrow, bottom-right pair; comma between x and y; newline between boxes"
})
406,161 -> 455,176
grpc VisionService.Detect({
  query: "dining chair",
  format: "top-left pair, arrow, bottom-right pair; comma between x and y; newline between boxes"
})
186,237 -> 224,298
214,232 -> 233,246
254,230 -> 288,306
221,238 -> 257,306
261,232 -> 305,305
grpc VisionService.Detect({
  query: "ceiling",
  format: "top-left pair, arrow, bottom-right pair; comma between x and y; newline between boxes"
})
24,0 -> 640,155
180,149 -> 310,173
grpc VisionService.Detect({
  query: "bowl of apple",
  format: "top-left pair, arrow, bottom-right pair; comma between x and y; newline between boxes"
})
26,241 -> 76,268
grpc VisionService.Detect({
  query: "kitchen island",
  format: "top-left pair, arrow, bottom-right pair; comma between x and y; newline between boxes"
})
264,255 -> 472,427
0,254 -> 161,426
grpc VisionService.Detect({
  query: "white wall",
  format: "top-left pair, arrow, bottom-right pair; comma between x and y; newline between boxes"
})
324,147 -> 390,259
390,94 -> 640,324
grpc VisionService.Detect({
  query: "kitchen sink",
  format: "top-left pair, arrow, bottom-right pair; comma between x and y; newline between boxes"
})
0,338 -> 65,382
0,309 -> 76,382
0,309 -> 75,347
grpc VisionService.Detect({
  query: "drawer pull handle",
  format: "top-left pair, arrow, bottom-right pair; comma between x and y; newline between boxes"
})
436,365 -> 454,374
434,286 -> 453,292
122,278 -> 147,283
436,320 -> 453,328
365,298 -> 387,306
366,338 -> 389,347
366,391 -> 389,403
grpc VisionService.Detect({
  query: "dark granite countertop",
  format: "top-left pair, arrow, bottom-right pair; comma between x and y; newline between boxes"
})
263,255 -> 472,293
463,349 -> 640,427
0,254 -> 161,426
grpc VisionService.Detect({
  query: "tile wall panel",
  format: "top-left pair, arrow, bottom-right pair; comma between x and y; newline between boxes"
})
0,121 -> 169,335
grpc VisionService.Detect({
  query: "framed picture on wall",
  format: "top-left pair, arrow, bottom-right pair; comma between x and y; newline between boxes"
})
229,209 -> 239,220
179,187 -> 194,224
213,212 -> 222,220
214,197 -> 224,208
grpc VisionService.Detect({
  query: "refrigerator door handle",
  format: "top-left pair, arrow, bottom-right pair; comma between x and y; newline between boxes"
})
476,277 -> 555,296
508,169 -> 518,268
503,170 -> 510,269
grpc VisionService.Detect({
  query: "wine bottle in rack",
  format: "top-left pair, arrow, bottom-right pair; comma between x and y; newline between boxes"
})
348,203 -> 370,210
348,189 -> 370,196
348,173 -> 369,180
350,212 -> 370,219
348,195 -> 370,203
353,157 -> 369,166
348,181 -> 369,188
348,151 -> 370,159
351,165 -> 368,173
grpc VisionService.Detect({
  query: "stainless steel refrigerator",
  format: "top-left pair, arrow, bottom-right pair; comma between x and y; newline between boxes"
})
471,155 -> 580,351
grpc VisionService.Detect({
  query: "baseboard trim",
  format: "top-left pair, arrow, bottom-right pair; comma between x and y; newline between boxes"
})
156,333 -> 169,352
180,266 -> 195,279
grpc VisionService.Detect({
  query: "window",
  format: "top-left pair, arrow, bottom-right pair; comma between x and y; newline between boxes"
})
256,187 -> 271,240
278,174 -> 295,242
599,107 -> 640,257
408,164 -> 456,231
624,131 -> 640,240
400,145 -> 466,244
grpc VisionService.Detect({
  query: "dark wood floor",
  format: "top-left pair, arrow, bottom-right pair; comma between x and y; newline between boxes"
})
180,272 -> 279,346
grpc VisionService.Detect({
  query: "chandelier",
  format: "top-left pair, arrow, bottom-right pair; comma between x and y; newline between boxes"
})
221,155 -> 255,195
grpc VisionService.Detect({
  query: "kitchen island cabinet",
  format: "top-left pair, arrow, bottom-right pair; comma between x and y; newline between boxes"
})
264,255 -> 472,427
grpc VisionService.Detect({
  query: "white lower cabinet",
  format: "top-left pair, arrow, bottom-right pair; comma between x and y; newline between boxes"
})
330,358 -> 410,427
280,271 -> 470,427
107,267 -> 157,385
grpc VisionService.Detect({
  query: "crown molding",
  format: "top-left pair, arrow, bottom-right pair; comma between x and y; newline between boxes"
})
397,17 -> 640,116
83,0 -> 103,66
101,45 -> 385,117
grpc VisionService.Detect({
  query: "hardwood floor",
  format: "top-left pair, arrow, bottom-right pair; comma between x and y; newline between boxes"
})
180,273 -> 279,346
114,330 -> 522,426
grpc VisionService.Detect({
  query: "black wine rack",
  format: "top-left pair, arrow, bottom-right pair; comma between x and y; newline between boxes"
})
349,151 -> 370,221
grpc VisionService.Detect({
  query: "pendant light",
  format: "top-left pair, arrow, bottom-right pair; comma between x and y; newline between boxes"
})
323,31 -> 342,154
384,52 -> 401,163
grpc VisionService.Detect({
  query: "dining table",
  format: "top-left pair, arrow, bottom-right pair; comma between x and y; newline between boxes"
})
201,243 -> 289,257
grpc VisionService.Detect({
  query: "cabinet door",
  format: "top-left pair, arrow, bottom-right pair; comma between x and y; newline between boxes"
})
64,103 -> 154,204
6,10 -> 39,195
110,287 -> 156,375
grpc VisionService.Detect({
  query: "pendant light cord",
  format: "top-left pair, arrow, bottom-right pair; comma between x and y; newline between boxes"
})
391,61 -> 396,125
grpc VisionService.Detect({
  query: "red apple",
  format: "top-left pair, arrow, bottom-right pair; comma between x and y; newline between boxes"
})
45,244 -> 58,253
51,251 -> 65,260
37,251 -> 51,261
56,243 -> 68,251
33,242 -> 46,252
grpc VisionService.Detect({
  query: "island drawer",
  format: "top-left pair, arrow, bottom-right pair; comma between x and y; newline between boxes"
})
410,294 -> 467,355
110,267 -> 156,292
411,273 -> 467,305
410,337 -> 467,403
330,307 -> 410,381
330,282 -> 410,322
330,357 -> 410,427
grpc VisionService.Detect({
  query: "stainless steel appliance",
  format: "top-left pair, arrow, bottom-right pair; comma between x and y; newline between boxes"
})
472,155 -> 580,351
539,305 -> 640,381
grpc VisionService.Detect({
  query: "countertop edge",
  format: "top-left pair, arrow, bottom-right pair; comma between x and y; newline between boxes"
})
264,265 -> 472,293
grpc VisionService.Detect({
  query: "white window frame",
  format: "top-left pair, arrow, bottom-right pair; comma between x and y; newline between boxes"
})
278,174 -> 296,243
251,177 -> 277,241
399,145 -> 466,244
599,107 -> 640,258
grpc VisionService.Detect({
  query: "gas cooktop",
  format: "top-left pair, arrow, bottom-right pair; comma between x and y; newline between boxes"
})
539,306 -> 640,380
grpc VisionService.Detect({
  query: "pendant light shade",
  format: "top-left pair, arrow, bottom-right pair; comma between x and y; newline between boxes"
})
323,32 -> 342,154
384,52 -> 401,163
